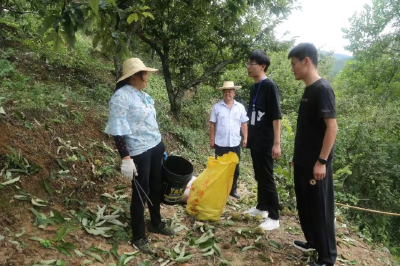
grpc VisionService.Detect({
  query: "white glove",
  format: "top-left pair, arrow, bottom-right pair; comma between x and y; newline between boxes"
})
121,159 -> 138,180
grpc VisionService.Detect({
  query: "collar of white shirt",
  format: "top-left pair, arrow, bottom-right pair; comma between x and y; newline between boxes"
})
219,99 -> 238,107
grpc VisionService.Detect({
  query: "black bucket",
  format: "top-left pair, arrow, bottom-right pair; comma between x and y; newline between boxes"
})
161,156 -> 193,204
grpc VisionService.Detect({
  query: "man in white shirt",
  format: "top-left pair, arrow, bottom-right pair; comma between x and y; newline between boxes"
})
209,81 -> 249,199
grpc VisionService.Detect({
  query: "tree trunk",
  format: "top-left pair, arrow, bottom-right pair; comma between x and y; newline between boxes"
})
113,10 -> 123,82
139,34 -> 185,115
160,56 -> 179,113
0,0 -> 5,16
113,54 -> 122,81
169,88 -> 185,115
159,51 -> 184,115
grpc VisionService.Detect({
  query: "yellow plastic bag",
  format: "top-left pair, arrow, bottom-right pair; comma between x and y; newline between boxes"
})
186,152 -> 239,221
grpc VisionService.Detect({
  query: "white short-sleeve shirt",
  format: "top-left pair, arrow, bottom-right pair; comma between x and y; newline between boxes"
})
210,100 -> 249,147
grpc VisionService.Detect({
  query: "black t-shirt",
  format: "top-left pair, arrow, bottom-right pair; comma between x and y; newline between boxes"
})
293,78 -> 336,167
247,78 -> 282,151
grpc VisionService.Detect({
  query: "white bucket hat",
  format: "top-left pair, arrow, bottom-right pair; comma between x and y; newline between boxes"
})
219,81 -> 241,90
117,58 -> 158,83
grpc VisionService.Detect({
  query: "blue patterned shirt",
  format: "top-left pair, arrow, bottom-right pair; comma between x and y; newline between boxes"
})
105,85 -> 161,156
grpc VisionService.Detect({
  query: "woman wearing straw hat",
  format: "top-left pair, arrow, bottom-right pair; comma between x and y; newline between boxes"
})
209,81 -> 249,199
105,58 -> 174,254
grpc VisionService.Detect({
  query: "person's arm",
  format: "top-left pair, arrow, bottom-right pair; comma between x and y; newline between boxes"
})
272,120 -> 281,159
320,118 -> 338,159
105,92 -> 137,178
241,122 -> 248,147
240,105 -> 249,147
209,105 -> 217,149
268,82 -> 282,159
210,122 -> 216,149
313,85 -> 337,180
113,135 -> 130,159
115,135 -> 138,178
105,93 -> 132,161
314,118 -> 338,180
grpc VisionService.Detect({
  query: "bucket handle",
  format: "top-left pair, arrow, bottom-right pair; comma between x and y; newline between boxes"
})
133,170 -> 153,208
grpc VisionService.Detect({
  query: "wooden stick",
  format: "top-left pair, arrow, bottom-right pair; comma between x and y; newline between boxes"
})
336,203 -> 400,217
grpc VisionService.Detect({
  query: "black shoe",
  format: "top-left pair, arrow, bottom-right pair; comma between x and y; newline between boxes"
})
293,240 -> 316,252
149,222 -> 175,236
307,261 -> 329,266
230,191 -> 240,199
131,238 -> 153,254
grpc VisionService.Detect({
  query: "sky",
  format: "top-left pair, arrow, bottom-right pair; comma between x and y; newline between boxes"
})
275,0 -> 372,55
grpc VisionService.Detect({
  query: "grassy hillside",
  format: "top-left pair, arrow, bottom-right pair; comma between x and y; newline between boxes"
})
0,19 -> 397,266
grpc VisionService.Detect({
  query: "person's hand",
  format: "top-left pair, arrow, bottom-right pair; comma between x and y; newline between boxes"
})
242,138 -> 247,148
272,144 -> 281,159
210,140 -> 215,149
289,156 -> 294,167
313,161 -> 326,180
121,158 -> 138,180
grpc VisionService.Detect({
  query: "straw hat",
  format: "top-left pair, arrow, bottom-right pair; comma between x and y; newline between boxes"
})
117,58 -> 158,83
219,81 -> 241,90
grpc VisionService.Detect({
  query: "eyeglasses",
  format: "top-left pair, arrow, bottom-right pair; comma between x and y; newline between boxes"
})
291,59 -> 303,68
245,62 -> 259,67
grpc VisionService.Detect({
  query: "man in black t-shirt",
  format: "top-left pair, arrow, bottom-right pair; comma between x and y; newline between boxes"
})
288,43 -> 338,266
243,50 -> 282,231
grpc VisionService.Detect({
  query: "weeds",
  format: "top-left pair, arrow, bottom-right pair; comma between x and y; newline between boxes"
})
4,146 -> 42,175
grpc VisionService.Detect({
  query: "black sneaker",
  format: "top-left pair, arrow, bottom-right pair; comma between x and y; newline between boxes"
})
293,240 -> 316,252
149,222 -> 175,236
131,238 -> 153,254
307,261 -> 329,266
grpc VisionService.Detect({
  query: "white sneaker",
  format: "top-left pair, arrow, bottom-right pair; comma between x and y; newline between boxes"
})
259,218 -> 280,231
243,207 -> 268,219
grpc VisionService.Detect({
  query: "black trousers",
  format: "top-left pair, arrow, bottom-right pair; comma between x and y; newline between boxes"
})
130,141 -> 165,241
294,162 -> 337,266
250,149 -> 280,220
215,145 -> 240,193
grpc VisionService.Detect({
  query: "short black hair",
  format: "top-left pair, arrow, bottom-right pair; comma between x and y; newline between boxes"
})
288,43 -> 318,66
248,50 -> 270,72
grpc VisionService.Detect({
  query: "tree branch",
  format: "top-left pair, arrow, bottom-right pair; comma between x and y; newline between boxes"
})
185,27 -> 269,89
127,23 -> 140,47
138,34 -> 163,59
185,57 -> 240,89
61,0 -> 67,16
254,26 -> 272,43
207,39 -> 225,60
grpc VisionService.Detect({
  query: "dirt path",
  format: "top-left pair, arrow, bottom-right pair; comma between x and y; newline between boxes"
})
0,185 -> 396,266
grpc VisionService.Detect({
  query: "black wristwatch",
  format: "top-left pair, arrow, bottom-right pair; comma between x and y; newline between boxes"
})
317,157 -> 328,164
